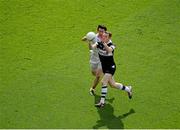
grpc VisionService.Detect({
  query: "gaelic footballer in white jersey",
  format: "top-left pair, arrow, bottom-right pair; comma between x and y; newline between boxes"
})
88,33 -> 102,70
81,25 -> 107,96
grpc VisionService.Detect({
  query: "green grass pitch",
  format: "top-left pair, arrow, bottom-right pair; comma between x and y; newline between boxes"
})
0,0 -> 180,128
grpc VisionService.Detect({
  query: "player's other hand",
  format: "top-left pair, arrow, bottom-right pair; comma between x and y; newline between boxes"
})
81,36 -> 87,41
103,42 -> 107,45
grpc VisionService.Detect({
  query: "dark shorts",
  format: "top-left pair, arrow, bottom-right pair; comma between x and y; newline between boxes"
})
102,64 -> 116,75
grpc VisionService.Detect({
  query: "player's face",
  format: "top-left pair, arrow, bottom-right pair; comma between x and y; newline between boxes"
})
98,28 -> 105,36
102,33 -> 109,43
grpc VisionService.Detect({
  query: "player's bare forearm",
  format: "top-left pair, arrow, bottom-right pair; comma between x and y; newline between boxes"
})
91,43 -> 97,49
103,43 -> 113,53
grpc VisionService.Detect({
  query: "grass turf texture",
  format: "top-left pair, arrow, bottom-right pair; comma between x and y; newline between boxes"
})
0,0 -> 180,128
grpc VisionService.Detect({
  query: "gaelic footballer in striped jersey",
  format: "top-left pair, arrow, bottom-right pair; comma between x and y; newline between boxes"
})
90,31 -> 133,108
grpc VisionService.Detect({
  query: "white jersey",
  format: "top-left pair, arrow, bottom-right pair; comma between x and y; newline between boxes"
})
89,34 -> 101,64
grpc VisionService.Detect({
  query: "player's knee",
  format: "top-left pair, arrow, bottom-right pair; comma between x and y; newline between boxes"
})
109,81 -> 115,88
109,82 -> 113,87
101,80 -> 107,86
96,70 -> 102,77
96,73 -> 101,78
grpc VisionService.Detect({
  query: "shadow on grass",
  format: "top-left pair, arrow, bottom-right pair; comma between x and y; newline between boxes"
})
93,94 -> 135,129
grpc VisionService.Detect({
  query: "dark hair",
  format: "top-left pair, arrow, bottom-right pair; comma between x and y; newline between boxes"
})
105,31 -> 112,38
97,25 -> 107,31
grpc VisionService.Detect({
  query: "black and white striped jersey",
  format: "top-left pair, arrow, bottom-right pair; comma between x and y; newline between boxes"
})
96,41 -> 116,66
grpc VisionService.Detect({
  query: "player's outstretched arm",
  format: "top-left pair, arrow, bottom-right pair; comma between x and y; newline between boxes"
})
81,36 -> 92,50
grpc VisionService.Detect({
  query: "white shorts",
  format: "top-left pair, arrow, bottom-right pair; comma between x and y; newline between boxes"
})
90,62 -> 102,71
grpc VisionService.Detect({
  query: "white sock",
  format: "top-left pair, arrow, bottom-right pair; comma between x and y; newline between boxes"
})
100,86 -> 107,104
116,83 -> 130,92
100,98 -> 105,104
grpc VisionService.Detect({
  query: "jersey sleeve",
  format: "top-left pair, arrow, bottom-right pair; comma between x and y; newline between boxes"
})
96,42 -> 100,48
108,43 -> 115,50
